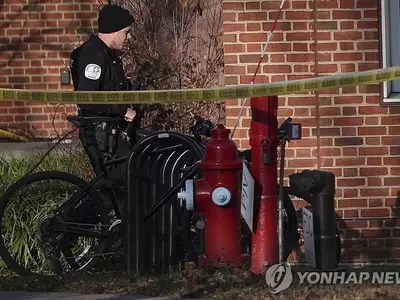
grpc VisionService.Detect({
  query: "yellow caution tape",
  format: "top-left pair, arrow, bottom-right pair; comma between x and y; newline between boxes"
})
0,66 -> 399,104
0,128 -> 29,142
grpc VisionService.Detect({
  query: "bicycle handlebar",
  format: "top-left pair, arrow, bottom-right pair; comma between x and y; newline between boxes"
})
190,115 -> 215,140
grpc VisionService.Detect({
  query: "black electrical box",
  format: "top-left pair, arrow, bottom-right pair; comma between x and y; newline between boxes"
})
60,68 -> 70,85
289,123 -> 301,140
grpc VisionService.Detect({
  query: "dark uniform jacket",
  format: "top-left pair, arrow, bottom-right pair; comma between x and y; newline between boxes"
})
70,35 -> 130,117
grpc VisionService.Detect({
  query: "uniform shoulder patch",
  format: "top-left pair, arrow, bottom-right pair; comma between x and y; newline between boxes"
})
84,63 -> 102,80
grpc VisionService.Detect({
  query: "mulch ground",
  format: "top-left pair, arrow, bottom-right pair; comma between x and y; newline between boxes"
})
1,264 -> 400,299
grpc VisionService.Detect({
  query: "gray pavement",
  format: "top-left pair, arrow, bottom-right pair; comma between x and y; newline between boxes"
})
0,291 -> 187,300
0,142 -> 52,160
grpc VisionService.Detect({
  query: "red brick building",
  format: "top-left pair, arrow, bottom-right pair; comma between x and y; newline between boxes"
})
222,0 -> 400,264
1,0 -> 399,264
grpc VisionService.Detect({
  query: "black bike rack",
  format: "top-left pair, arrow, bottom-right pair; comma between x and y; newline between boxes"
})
124,131 -> 205,275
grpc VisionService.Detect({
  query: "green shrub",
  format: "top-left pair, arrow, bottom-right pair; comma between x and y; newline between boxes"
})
0,140 -> 94,274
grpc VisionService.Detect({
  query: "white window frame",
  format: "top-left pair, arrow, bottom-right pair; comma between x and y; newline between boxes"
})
381,0 -> 400,104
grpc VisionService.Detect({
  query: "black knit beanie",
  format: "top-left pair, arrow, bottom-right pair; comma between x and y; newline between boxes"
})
98,4 -> 134,33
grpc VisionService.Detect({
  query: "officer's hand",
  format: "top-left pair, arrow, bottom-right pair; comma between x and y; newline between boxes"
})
124,107 -> 136,122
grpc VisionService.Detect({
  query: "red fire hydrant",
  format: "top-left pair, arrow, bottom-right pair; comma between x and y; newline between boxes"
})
178,124 -> 244,265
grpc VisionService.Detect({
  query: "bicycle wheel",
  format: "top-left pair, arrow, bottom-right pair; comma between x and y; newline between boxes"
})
0,171 -> 110,277
281,187 -> 300,260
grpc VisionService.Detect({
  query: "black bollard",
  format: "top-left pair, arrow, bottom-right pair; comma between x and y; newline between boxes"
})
312,171 -> 337,270
289,170 -> 338,270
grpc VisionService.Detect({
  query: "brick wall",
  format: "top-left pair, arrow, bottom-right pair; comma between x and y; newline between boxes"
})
0,0 -> 99,139
223,0 -> 400,264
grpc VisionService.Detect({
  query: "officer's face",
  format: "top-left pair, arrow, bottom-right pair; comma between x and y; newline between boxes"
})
112,26 -> 132,50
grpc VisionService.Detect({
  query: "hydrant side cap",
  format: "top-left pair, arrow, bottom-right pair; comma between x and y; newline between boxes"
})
212,187 -> 231,206
177,179 -> 194,210
185,179 -> 194,210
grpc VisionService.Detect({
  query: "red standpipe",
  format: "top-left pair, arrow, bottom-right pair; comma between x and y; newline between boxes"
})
250,95 -> 279,274
195,124 -> 244,266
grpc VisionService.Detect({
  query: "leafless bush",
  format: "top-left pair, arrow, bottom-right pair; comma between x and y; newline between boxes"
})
112,0 -> 225,134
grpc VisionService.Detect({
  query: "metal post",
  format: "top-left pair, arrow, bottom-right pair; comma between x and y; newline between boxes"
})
250,95 -> 279,274
313,171 -> 337,270
277,135 -> 286,264
289,169 -> 338,270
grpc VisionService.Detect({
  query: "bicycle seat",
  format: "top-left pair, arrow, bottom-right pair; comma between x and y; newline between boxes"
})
135,128 -> 158,139
67,115 -> 122,128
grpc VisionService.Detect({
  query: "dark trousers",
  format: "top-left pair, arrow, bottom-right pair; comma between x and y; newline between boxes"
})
79,123 -> 131,181
78,123 -> 132,215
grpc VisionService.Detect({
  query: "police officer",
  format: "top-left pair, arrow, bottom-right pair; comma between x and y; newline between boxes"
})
70,4 -> 139,182
70,4 -> 137,121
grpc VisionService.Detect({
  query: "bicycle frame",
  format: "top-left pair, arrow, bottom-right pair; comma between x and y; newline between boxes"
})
49,156 -> 128,238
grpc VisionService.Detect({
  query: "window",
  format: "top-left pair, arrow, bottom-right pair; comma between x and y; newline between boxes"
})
381,0 -> 400,104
